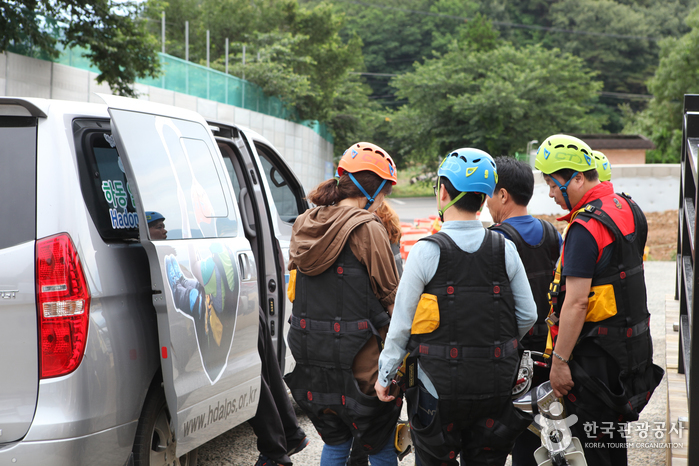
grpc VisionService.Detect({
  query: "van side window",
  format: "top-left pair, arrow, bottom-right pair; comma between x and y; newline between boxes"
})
255,144 -> 303,223
0,117 -> 37,249
222,157 -> 243,201
106,111 -> 237,240
74,120 -> 139,241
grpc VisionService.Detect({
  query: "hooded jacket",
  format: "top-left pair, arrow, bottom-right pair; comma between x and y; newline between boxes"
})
288,205 -> 399,394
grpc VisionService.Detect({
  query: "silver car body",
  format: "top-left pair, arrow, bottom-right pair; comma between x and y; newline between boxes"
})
0,96 -> 307,465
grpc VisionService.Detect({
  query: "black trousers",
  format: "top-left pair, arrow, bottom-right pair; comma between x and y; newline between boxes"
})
248,308 -> 306,465
410,383 -> 529,466
564,346 -> 628,466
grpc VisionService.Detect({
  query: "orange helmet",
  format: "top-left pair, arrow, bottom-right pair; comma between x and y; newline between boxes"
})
337,142 -> 397,185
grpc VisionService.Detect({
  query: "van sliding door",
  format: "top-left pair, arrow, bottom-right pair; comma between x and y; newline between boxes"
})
101,95 -> 261,456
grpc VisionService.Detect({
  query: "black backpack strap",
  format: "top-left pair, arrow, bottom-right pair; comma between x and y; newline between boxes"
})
620,192 -> 648,252
489,222 -> 524,251
418,230 -> 457,250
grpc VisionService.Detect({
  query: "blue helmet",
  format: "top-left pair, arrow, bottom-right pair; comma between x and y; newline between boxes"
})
437,148 -> 497,197
145,211 -> 165,224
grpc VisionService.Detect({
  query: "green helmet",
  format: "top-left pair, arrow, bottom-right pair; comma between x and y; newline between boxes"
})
534,134 -> 595,175
535,134 -> 595,211
593,150 -> 612,182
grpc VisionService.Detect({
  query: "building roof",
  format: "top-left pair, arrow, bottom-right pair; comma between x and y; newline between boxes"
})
568,134 -> 656,150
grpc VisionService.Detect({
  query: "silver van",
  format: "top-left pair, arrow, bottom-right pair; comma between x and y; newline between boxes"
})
0,95 -> 308,465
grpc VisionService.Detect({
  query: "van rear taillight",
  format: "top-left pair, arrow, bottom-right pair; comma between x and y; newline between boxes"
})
36,234 -> 91,379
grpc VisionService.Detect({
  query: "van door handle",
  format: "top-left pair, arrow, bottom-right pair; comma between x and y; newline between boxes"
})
238,253 -> 253,281
239,187 -> 257,238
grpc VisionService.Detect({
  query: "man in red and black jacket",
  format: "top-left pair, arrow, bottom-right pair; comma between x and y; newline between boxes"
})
535,134 -> 664,466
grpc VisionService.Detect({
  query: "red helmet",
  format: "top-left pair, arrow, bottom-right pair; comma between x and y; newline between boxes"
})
337,142 -> 397,185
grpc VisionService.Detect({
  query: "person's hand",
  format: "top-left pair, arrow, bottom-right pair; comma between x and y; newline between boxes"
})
550,358 -> 574,398
374,379 -> 395,402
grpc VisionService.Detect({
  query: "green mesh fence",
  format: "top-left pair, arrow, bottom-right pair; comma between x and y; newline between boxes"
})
25,45 -> 333,143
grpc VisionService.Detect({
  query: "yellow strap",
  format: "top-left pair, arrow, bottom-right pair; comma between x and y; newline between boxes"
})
287,269 -> 297,303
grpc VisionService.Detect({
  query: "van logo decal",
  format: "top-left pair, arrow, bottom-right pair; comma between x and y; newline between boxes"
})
165,242 -> 241,384
0,290 -> 18,299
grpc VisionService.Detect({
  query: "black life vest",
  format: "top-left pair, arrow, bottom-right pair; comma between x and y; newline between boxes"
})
285,243 -> 401,451
408,231 -> 520,401
550,192 -> 664,421
489,219 -> 560,353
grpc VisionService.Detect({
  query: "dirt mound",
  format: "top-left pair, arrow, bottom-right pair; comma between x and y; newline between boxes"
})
534,210 -> 678,261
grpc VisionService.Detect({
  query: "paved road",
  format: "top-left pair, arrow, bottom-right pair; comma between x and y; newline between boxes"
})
388,196 -> 495,225
387,197 -> 439,224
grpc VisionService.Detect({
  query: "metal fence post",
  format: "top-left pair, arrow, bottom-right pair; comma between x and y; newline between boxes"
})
185,21 -> 189,94
678,94 -> 699,465
161,12 -> 166,88
225,38 -> 229,105
206,30 -> 210,100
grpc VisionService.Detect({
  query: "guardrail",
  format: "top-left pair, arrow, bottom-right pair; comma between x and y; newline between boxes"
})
676,93 -> 699,463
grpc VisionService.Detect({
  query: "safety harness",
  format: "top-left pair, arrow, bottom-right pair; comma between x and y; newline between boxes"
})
285,243 -> 401,451
397,231 -> 532,459
545,192 -> 663,421
489,220 -> 560,354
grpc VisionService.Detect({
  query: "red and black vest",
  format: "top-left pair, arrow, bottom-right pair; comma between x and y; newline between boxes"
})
550,191 -> 663,421
408,230 -> 520,401
489,219 -> 560,353
285,243 -> 400,451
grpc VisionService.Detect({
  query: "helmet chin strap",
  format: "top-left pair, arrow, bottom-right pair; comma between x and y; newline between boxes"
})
549,172 -> 579,211
348,172 -> 387,209
437,178 -> 468,221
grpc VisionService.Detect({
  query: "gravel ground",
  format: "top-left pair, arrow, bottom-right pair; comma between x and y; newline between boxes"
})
196,261 -> 675,466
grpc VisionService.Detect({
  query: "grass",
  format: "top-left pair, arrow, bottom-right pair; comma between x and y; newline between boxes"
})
390,166 -> 435,198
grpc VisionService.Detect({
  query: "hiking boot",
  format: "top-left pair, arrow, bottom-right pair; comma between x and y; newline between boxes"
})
254,454 -> 280,466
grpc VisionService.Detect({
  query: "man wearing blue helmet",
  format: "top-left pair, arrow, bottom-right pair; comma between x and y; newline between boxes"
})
146,211 -> 167,240
375,148 -> 537,466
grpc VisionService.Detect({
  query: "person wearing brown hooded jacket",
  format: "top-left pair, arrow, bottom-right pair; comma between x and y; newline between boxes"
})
284,142 -> 401,466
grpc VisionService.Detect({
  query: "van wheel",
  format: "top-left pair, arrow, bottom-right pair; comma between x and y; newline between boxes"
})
133,385 -> 198,466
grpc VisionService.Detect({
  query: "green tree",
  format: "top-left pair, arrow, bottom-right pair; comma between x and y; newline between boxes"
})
326,74 -> 387,157
476,0 -> 694,133
624,5 -> 699,162
390,38 -> 604,164
209,32 -> 312,105
148,0 -> 372,146
2,0 -> 160,96
303,0 -> 481,106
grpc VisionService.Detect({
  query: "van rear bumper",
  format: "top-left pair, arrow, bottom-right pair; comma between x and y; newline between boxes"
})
0,420 -> 137,466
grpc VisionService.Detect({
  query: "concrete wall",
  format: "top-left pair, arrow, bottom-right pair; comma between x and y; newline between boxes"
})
0,51 -> 333,193
527,164 -> 681,215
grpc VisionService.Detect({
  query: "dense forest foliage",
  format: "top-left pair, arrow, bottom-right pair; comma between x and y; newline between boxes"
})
143,0 -> 699,164
4,0 -> 698,163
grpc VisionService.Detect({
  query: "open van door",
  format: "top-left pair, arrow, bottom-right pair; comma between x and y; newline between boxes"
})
244,137 -> 309,374
99,95 -> 261,456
